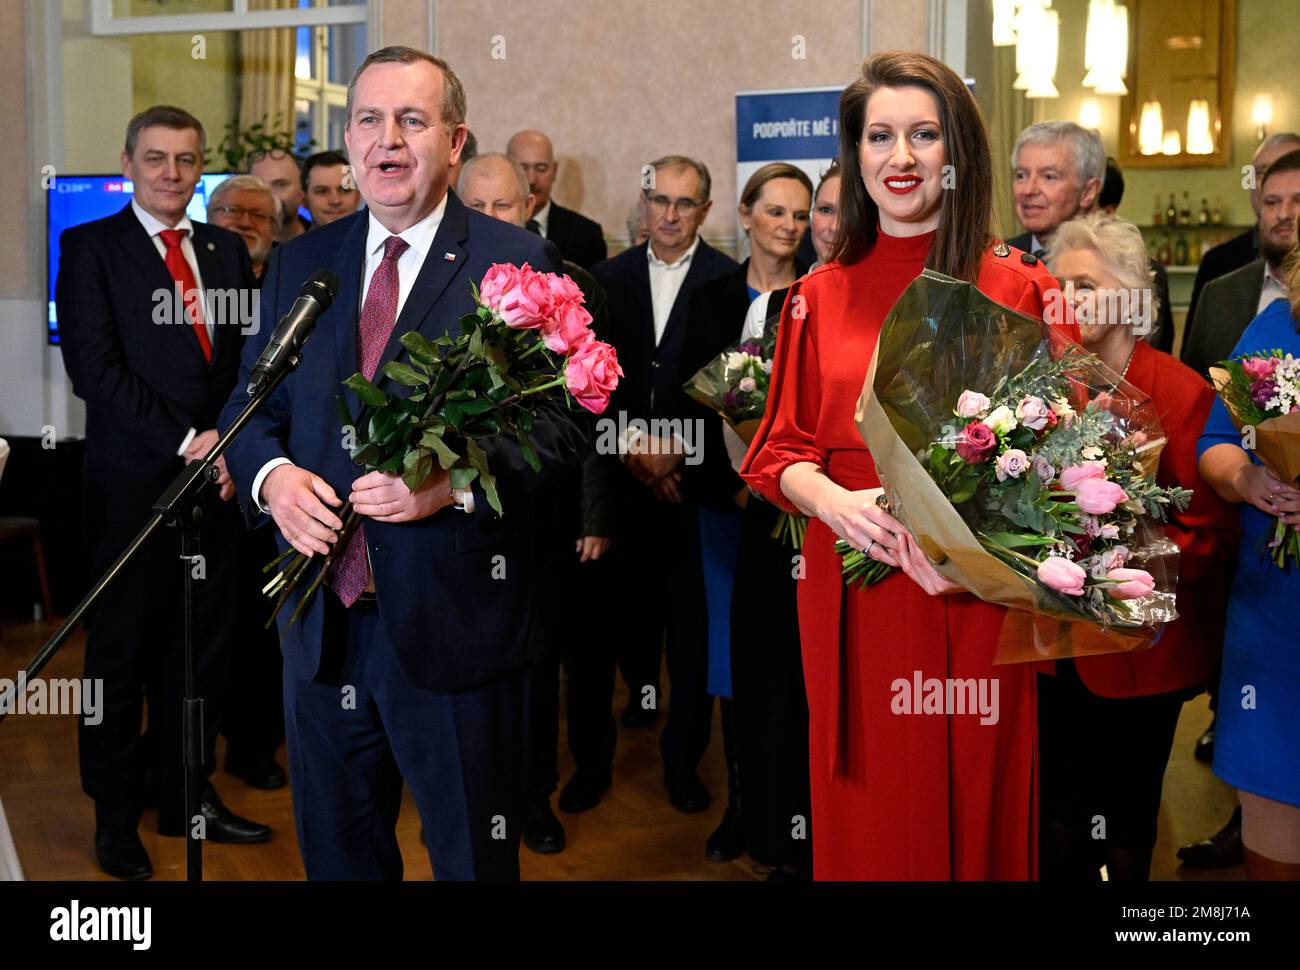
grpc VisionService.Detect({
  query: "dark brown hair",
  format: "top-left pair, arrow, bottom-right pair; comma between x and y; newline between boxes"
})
832,50 -> 993,282
124,105 -> 205,158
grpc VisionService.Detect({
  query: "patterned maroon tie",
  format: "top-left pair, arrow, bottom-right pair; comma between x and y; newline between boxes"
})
331,235 -> 410,606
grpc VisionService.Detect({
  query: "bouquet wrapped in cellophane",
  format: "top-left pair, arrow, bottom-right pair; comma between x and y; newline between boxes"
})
851,269 -> 1190,664
1208,350 -> 1300,569
685,316 -> 806,548
263,262 -> 622,627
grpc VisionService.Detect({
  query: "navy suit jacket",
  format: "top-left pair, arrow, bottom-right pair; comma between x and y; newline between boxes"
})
57,204 -> 254,522
546,203 -> 607,270
218,191 -> 591,691
592,238 -> 739,425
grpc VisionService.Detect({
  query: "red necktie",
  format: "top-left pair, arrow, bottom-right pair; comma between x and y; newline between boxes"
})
331,235 -> 410,607
158,228 -> 212,363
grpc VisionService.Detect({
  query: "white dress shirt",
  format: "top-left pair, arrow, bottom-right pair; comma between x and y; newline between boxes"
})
648,235 -> 701,345
1259,261 -> 1289,315
132,199 -> 214,456
532,199 -> 551,239
252,196 -> 452,512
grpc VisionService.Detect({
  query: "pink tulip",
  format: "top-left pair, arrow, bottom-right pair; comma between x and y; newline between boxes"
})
1058,462 -> 1105,490
1104,567 -> 1155,600
1037,556 -> 1087,596
1075,477 -> 1128,515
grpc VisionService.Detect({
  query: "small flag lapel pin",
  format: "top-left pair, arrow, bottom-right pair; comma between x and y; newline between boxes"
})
444,252 -> 457,261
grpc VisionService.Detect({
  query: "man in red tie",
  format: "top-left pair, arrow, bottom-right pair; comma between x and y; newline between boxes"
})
56,105 -> 272,880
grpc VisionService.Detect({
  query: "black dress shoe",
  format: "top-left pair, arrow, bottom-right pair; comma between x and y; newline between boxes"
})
158,792 -> 272,844
94,828 -> 153,881
667,771 -> 710,814
705,799 -> 745,862
1194,717 -> 1216,764
1177,806 -> 1243,869
522,798 -> 566,854
620,703 -> 659,728
226,757 -> 288,790
558,771 -> 611,813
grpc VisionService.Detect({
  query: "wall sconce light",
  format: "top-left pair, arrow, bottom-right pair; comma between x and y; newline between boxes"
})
1139,101 -> 1164,155
1253,93 -> 1274,143
1079,97 -> 1102,131
1186,100 -> 1214,154
1162,129 -> 1182,155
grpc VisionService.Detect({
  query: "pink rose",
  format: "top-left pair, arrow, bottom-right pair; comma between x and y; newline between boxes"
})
956,390 -> 990,418
1038,556 -> 1087,596
547,272 -> 586,306
995,448 -> 1029,482
956,421 -> 997,463
1075,477 -> 1128,515
497,266 -> 556,330
1089,545 -> 1131,578
1241,356 -> 1278,381
479,263 -> 523,309
543,303 -> 595,354
1015,395 -> 1050,431
1058,462 -> 1106,490
1104,567 -> 1155,600
565,339 -> 623,414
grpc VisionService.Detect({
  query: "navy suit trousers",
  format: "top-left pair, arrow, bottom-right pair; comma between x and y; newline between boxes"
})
283,592 -> 529,880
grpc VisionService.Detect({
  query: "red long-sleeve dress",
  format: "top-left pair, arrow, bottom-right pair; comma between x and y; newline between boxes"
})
740,228 -> 1077,880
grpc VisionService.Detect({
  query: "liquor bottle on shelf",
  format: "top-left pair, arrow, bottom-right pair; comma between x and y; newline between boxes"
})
1157,236 -> 1172,265
1174,233 -> 1189,267
1166,193 -> 1177,226
1180,191 -> 1192,227
1212,197 -> 1224,224
1153,194 -> 1163,226
1200,236 -> 1213,261
1198,198 -> 1210,225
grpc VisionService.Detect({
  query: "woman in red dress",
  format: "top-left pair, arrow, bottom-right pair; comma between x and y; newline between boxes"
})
740,50 -> 1078,879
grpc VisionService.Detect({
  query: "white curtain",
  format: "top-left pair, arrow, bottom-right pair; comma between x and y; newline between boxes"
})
238,0 -> 298,145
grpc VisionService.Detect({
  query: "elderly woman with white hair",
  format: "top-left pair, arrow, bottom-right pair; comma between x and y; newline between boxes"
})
1038,212 -> 1238,881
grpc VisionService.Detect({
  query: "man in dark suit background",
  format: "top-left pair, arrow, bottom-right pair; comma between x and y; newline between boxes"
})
57,105 -> 271,880
458,151 -> 618,855
220,47 -> 589,881
560,155 -> 738,816
1008,121 -> 1175,352
1186,132 -> 1300,326
508,129 -> 608,269
1182,150 -> 1300,378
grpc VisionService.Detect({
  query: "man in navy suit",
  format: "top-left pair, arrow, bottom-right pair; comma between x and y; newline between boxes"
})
219,47 -> 589,881
57,105 -> 271,880
560,156 -> 738,816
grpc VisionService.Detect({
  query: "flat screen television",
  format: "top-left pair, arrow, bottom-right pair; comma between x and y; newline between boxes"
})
45,173 -> 237,345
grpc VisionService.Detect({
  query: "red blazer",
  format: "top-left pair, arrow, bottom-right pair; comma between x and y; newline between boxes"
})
1073,341 -> 1238,698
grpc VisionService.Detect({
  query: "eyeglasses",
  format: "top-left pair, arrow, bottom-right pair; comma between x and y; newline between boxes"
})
643,191 -> 703,215
211,204 -> 274,225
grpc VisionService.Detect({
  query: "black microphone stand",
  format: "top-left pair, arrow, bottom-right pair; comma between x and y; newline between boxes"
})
0,361 -> 299,883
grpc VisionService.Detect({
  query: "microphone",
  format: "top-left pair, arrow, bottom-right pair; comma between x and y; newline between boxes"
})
246,269 -> 339,396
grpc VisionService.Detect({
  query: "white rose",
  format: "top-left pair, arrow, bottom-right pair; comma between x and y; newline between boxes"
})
985,405 -> 1017,436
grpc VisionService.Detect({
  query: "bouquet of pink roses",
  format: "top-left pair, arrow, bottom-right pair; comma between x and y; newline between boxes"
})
851,270 -> 1190,661
263,262 -> 622,625
1209,350 -> 1300,569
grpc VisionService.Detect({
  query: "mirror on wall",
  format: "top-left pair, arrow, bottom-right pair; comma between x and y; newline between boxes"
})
1118,0 -> 1236,168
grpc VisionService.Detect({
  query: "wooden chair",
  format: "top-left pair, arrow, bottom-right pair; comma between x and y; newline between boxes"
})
0,517 -> 54,621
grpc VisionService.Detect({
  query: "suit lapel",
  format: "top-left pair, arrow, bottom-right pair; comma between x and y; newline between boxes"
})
115,205 -> 209,366
628,244 -> 655,360
371,192 -> 470,390
190,223 -> 226,364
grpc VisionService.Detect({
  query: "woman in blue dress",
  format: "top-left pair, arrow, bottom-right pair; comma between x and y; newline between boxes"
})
1197,286 -> 1300,880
